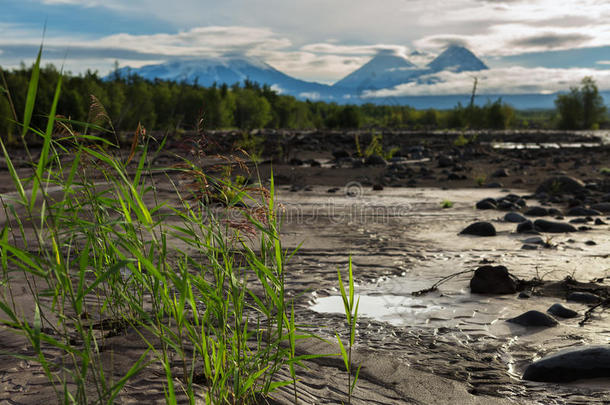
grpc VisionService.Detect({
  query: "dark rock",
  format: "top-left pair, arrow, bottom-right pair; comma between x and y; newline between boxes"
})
595,218 -> 606,225
332,149 -> 350,159
438,155 -> 453,168
548,208 -> 562,216
566,207 -> 601,216
364,154 -> 387,166
505,212 -> 527,223
460,222 -> 496,237
533,219 -> 577,233
485,182 -> 503,188
521,244 -> 538,250
567,292 -> 602,304
372,184 -> 384,191
491,168 -> 509,178
497,201 -> 519,210
524,206 -> 548,216
289,158 -> 303,166
305,159 -> 321,167
517,220 -> 534,233
522,236 -> 545,245
476,198 -> 497,210
518,292 -> 531,299
578,226 -> 592,231
523,346 -> 610,382
536,176 -> 586,195
591,202 -> 610,213
327,187 -> 340,193
470,265 -> 517,294
569,218 -> 589,224
585,240 -> 597,246
547,303 -> 578,318
507,310 -> 558,327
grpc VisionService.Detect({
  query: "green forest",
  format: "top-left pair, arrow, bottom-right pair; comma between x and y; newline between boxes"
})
0,64 -> 607,141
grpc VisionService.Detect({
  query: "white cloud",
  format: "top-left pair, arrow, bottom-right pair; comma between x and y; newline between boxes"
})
362,67 -> 610,97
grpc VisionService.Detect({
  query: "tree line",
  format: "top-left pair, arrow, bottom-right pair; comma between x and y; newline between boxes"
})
0,64 -> 607,142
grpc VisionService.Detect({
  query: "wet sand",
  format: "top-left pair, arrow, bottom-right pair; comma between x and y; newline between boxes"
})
2,130 -> 610,404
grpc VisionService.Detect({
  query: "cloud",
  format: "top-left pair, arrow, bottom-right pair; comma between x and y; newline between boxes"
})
510,33 -> 593,49
362,67 -> 610,97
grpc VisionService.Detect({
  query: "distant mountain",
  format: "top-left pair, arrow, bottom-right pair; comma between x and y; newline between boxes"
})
333,51 -> 424,90
112,57 -> 339,99
426,45 -> 488,73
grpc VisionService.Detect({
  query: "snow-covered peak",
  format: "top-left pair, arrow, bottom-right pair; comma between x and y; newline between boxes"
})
426,45 -> 488,73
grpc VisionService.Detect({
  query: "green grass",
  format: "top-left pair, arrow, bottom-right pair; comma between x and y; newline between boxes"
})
0,50 -> 341,405
0,48 -> 366,405
440,199 -> 454,209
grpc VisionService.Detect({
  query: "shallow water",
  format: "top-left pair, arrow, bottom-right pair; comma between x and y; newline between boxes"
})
275,185 -> 610,402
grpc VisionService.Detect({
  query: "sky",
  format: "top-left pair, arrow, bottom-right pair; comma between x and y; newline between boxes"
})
1,0 -> 610,95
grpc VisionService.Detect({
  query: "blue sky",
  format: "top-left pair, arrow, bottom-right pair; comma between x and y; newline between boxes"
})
2,0 -> 610,94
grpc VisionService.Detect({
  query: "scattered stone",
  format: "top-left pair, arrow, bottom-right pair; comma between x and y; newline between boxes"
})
533,219 -> 577,233
547,303 -> 578,318
595,218 -> 606,225
491,168 -> 509,178
521,244 -> 538,250
523,346 -> 610,382
470,265 -> 517,294
522,236 -> 545,245
332,149 -> 350,159
476,198 -> 497,210
518,292 -> 531,299
372,184 -> 384,191
567,292 -> 602,304
536,176 -> 586,195
591,202 -> 610,213
524,206 -> 548,216
516,220 -> 534,233
460,222 -> 496,237
566,207 -> 601,216
569,218 -> 589,224
485,182 -> 503,188
578,226 -> 592,231
507,310 -> 558,327
505,212 -> 527,223
585,240 -> 597,246
364,154 -> 387,166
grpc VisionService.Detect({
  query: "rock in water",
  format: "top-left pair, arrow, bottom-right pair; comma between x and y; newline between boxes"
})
523,346 -> 610,382
470,265 -> 517,294
506,310 -> 558,327
459,222 -> 496,236
524,206 -> 548,216
547,303 -> 578,318
533,219 -> 577,233
566,207 -> 601,216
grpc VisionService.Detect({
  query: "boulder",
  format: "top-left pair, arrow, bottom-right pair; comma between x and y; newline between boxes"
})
547,303 -> 578,318
591,202 -> 610,213
533,219 -> 577,233
491,168 -> 509,178
459,222 -> 496,237
567,292 -> 602,304
505,212 -> 527,223
566,207 -> 601,216
524,206 -> 548,216
476,198 -> 497,210
523,346 -> 610,382
536,176 -> 586,195
470,265 -> 517,294
364,154 -> 387,166
516,220 -> 534,233
506,310 -> 558,327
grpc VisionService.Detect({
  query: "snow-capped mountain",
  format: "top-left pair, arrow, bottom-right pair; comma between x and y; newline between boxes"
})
108,46 -> 504,106
113,56 -> 338,98
333,50 -> 425,90
426,45 -> 488,73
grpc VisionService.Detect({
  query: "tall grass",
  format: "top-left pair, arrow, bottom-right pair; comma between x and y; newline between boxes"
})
0,51 -> 320,404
